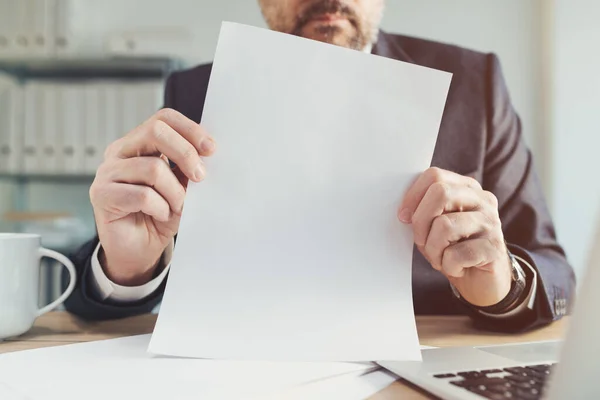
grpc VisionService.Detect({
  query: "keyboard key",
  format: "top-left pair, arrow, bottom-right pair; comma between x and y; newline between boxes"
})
434,373 -> 456,379
504,367 -> 529,376
466,387 -> 513,400
458,371 -> 485,380
527,364 -> 554,371
481,369 -> 504,374
515,388 -> 541,400
514,381 -> 544,390
505,375 -> 538,385
527,370 -> 549,381
526,365 -> 552,375
451,377 -> 508,389
488,382 -> 516,393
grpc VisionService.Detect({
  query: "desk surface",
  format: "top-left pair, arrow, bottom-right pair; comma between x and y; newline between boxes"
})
0,312 -> 567,399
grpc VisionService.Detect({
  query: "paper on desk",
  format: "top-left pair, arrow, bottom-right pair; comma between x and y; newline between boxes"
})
263,368 -> 399,400
0,335 -> 375,400
149,22 -> 451,362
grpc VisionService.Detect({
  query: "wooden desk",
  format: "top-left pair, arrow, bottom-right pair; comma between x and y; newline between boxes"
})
0,312 -> 567,399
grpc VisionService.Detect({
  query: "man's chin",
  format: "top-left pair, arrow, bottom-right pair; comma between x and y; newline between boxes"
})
297,23 -> 360,49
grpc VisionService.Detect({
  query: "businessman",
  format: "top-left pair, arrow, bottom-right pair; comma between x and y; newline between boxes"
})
65,0 -> 575,332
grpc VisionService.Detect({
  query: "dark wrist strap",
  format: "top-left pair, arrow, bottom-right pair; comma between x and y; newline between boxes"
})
477,280 -> 524,314
452,252 -> 528,315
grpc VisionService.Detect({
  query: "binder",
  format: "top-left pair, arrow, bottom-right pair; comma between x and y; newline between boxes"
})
150,81 -> 164,112
14,0 -> 34,56
60,83 -> 84,174
137,80 -> 163,122
83,83 -> 102,174
104,82 -> 124,145
23,82 -> 43,174
30,0 -> 47,56
30,0 -> 55,56
121,83 -> 139,135
0,0 -> 15,56
39,83 -> 59,174
0,76 -> 23,174
53,0 -> 71,56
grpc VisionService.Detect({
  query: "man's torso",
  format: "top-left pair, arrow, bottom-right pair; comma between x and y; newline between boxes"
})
164,31 -> 495,315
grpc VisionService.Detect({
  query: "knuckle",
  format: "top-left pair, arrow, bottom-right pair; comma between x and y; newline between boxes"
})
467,176 -> 482,189
156,107 -> 177,121
435,214 -> 454,236
442,247 -> 458,268
89,181 -> 112,210
430,181 -> 451,202
148,157 -> 165,179
95,161 -> 109,178
137,187 -> 153,205
483,190 -> 499,208
426,167 -> 445,182
89,181 -> 100,204
151,119 -> 169,142
103,139 -> 120,160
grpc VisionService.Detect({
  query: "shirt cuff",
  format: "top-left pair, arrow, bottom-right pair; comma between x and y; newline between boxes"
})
477,255 -> 538,319
89,241 -> 173,302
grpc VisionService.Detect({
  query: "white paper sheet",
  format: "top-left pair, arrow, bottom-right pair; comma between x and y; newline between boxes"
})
150,22 -> 451,362
0,335 -> 374,400
265,369 -> 399,400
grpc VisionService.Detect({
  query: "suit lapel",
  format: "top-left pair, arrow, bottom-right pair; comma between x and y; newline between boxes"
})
372,31 -> 413,63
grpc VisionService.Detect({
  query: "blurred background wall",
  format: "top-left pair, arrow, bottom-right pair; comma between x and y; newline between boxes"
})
0,0 -> 597,281
552,0 -> 600,279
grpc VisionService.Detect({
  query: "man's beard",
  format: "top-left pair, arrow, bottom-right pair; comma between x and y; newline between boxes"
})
291,0 -> 375,50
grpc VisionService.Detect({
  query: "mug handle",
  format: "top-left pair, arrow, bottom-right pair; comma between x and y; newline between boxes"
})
36,248 -> 77,317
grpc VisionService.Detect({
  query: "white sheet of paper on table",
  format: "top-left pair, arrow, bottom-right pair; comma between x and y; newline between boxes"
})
149,22 -> 452,362
265,369 -> 399,400
0,335 -> 375,400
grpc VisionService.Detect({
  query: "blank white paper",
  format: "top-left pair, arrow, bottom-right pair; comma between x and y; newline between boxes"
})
0,335 -> 374,400
149,22 -> 451,361
267,369 -> 399,400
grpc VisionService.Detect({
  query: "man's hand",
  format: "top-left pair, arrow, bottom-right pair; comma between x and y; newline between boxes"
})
89,108 -> 216,286
398,167 -> 512,307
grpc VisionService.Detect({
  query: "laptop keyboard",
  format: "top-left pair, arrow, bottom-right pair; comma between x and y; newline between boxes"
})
434,364 -> 555,400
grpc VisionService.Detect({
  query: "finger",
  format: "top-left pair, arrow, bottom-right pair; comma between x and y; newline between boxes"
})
104,157 -> 187,215
116,118 -> 208,183
172,165 -> 189,190
398,167 -> 481,223
138,108 -> 215,156
95,182 -> 171,223
412,184 -> 490,247
153,108 -> 216,156
424,212 -> 495,270
441,237 -> 503,278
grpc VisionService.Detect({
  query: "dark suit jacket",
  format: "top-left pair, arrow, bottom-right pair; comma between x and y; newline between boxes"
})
64,31 -> 575,332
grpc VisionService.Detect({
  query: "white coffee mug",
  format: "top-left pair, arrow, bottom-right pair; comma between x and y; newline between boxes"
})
0,233 -> 76,340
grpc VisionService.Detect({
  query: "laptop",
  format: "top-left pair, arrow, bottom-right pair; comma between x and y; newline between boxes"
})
379,225 -> 600,400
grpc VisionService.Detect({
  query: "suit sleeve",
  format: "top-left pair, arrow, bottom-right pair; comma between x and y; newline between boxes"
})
63,73 -> 179,320
471,54 -> 576,332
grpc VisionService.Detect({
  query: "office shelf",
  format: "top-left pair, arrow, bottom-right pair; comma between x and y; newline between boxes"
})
0,56 -> 183,80
0,173 -> 95,183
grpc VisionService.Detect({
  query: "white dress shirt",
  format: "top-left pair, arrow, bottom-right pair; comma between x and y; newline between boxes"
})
90,241 -> 173,302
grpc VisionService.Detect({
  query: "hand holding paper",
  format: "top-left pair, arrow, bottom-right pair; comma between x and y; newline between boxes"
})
149,22 -> 451,362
